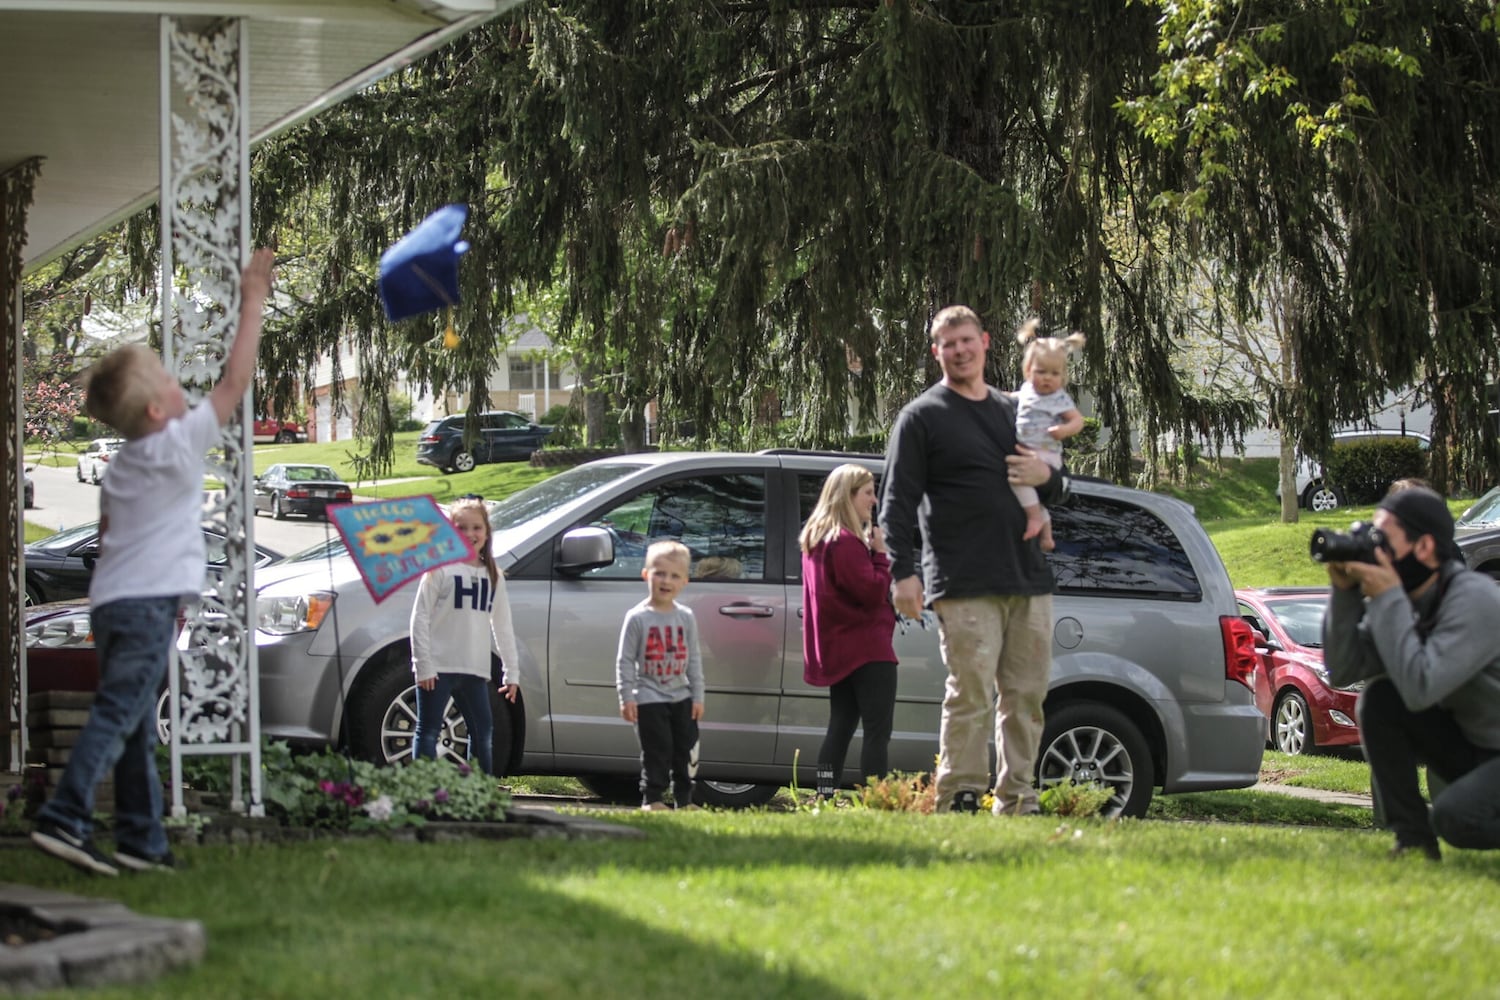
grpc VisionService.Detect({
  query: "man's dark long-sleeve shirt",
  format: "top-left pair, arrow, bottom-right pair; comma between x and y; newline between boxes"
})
879,383 -> 1060,604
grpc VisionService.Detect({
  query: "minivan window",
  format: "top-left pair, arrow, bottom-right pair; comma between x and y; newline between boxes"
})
489,463 -> 649,533
584,473 -> 768,581
1049,496 -> 1200,599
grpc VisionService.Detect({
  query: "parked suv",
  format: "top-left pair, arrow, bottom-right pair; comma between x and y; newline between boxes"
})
252,451 -> 1265,816
415,411 -> 553,473
1281,429 -> 1430,512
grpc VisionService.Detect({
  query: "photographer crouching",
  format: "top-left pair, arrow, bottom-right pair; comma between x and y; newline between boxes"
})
1317,486 -> 1500,860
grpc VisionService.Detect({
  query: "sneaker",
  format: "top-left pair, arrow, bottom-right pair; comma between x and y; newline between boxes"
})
114,846 -> 178,873
31,822 -> 119,877
675,803 -> 703,812
992,799 -> 1042,818
641,801 -> 672,812
951,790 -> 980,814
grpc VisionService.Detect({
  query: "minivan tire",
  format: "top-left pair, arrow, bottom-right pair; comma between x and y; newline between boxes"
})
347,652 -> 518,774
694,780 -> 779,808
1037,702 -> 1155,818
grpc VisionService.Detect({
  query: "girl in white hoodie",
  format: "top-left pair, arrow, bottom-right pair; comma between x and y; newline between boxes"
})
409,498 -> 520,774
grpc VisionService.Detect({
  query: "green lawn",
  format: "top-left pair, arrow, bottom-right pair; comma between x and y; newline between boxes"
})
3,807 -> 1495,999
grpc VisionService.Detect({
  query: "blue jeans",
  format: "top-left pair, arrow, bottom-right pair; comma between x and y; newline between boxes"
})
38,596 -> 179,858
413,674 -> 494,775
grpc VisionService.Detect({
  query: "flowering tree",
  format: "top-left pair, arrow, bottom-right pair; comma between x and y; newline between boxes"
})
23,364 -> 83,449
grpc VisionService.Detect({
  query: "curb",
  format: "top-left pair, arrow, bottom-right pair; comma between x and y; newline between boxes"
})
0,883 -> 204,995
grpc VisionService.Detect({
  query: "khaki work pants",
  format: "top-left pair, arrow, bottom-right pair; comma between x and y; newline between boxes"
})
932,594 -> 1052,813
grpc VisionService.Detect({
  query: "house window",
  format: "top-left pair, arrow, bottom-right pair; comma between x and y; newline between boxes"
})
508,355 -> 561,390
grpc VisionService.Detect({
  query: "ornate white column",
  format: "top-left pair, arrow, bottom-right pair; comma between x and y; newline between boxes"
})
159,16 -> 261,817
2,157 -> 42,774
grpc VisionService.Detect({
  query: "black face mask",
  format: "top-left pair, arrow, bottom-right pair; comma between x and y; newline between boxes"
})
1393,549 -> 1438,593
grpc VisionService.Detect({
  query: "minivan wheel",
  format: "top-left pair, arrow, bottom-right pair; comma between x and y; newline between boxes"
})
1273,690 -> 1313,755
453,451 -> 476,473
347,653 -> 516,772
1303,483 -> 1344,513
694,780 -> 778,808
1037,702 -> 1155,818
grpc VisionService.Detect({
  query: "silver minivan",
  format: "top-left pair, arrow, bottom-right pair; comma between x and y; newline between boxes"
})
253,451 -> 1266,816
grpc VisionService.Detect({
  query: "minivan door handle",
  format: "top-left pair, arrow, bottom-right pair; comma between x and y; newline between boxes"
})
719,604 -> 775,618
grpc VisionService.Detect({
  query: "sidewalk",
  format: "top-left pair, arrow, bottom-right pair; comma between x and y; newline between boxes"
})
1251,781 -> 1372,809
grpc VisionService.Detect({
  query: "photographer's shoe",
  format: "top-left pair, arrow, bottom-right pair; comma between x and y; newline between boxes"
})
1390,839 -> 1442,862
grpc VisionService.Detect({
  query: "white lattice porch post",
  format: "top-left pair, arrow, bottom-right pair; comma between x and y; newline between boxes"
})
159,16 -> 262,818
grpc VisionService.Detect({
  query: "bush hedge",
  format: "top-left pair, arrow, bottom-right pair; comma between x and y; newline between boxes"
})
1325,438 -> 1428,504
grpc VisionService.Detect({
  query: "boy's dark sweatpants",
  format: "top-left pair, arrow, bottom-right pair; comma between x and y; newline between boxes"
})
636,699 -> 698,806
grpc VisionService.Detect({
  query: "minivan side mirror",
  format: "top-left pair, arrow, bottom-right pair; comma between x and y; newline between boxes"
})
555,526 -> 615,575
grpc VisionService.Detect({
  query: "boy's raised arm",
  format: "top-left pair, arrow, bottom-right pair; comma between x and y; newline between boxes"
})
210,248 -> 275,426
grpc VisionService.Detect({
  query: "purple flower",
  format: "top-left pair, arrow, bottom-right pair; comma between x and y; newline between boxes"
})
457,762 -> 472,777
433,788 -> 450,805
6,784 -> 20,801
319,779 -> 337,795
413,798 -> 431,813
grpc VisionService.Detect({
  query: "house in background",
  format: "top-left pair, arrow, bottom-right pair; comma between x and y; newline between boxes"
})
308,319 -> 576,443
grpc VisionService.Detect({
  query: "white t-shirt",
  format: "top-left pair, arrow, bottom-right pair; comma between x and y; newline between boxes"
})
90,402 -> 220,608
1014,383 -> 1077,455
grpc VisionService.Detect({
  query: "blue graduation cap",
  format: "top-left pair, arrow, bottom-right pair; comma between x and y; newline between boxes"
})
378,204 -> 470,322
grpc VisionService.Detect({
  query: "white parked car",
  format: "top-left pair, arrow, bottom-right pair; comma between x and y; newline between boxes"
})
75,437 -> 125,485
1280,429 -> 1430,512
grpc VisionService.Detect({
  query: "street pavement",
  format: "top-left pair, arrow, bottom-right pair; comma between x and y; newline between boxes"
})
23,457 -> 428,558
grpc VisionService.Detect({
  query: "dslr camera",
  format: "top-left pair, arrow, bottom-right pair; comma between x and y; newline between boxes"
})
1309,522 -> 1389,564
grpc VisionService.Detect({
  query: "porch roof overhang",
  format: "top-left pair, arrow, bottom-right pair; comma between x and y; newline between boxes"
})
1,0 -> 514,271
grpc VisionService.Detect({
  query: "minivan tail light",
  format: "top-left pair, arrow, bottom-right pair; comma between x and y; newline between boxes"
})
1220,615 -> 1259,691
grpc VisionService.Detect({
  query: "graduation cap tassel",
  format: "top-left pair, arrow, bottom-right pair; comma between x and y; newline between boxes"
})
442,308 -> 460,350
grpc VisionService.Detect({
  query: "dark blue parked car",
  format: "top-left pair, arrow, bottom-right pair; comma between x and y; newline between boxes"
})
415,411 -> 553,473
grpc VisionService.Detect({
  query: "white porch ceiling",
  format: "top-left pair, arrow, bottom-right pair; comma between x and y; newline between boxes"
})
0,1 -> 515,270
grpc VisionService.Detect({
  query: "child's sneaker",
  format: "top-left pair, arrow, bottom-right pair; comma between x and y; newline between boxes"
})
114,846 -> 179,873
640,801 -> 672,812
31,821 -> 119,877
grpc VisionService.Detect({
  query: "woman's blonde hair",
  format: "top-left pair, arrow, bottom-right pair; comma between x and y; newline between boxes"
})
1016,318 -> 1086,385
449,498 -> 499,588
799,464 -> 875,553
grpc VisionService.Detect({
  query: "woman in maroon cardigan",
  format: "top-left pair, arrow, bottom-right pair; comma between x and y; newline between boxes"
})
800,464 -> 899,801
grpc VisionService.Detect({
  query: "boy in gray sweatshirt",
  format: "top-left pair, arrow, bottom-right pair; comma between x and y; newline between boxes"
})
616,540 -> 705,810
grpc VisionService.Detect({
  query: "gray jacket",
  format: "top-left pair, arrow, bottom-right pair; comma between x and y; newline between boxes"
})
1324,560 -> 1500,750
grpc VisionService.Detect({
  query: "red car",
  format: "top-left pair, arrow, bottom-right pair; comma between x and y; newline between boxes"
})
1235,587 -> 1360,755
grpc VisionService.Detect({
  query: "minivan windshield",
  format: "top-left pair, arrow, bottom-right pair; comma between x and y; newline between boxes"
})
489,463 -> 649,532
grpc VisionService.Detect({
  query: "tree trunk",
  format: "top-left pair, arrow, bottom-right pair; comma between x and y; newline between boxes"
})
619,402 -> 647,453
1279,433 -> 1301,523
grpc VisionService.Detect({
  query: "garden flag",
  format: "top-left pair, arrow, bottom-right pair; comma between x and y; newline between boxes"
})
327,496 -> 474,603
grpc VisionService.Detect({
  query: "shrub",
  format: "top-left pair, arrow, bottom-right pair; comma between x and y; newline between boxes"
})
1325,438 -> 1428,504
856,770 -> 936,813
156,739 -> 510,830
1039,780 -> 1115,818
